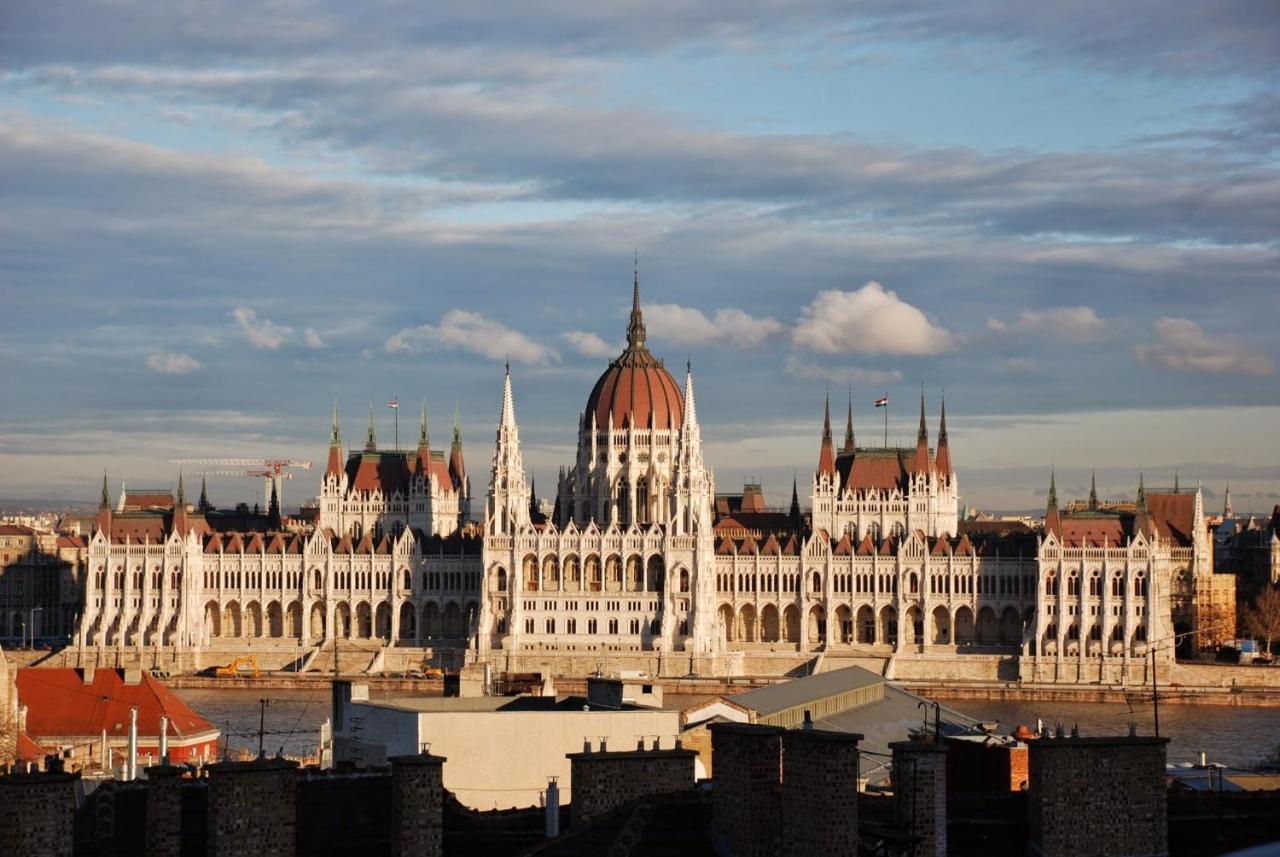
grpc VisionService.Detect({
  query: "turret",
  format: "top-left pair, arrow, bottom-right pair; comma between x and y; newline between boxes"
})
933,396 -> 951,478
912,392 -> 931,475
96,472 -> 112,535
173,473 -> 188,534
1044,468 -> 1061,534
267,478 -> 282,530
327,399 -> 344,477
364,402 -> 377,452
449,404 -> 467,490
841,395 -> 855,455
486,364 -> 529,534
1088,470 -> 1099,511
198,476 -> 212,513
789,476 -> 802,533
416,399 -> 432,474
817,394 -> 836,481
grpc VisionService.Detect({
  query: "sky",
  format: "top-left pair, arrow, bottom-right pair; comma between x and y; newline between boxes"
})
1,2 -> 1278,514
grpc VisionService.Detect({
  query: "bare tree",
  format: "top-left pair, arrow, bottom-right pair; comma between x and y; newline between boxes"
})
1243,586 -> 1280,658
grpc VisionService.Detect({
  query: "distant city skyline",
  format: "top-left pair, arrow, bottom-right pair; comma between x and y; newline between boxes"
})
1,2 -> 1276,510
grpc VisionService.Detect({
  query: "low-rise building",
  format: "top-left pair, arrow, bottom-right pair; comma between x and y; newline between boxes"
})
331,678 -> 680,809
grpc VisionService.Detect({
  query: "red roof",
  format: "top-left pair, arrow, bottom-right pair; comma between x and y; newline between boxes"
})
585,352 -> 684,433
1145,492 -> 1195,547
17,731 -> 48,762
17,668 -> 217,741
0,524 -> 34,536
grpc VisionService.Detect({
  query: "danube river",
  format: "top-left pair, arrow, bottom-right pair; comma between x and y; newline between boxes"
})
176,687 -> 1280,769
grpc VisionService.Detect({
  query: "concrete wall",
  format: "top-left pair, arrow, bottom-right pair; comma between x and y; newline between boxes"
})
341,702 -> 680,809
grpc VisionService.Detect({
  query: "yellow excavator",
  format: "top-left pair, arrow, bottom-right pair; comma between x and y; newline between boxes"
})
212,656 -> 261,678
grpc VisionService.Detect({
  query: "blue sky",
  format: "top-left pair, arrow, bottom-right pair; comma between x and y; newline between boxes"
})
1,2 -> 1277,513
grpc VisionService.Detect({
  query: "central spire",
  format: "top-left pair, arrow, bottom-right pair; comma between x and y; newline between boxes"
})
626,263 -> 646,349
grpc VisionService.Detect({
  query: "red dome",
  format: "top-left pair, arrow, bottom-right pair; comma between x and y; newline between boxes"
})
584,278 -> 684,431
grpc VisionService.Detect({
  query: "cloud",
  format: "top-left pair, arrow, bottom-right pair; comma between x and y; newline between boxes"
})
386,309 -> 557,365
643,304 -> 784,349
993,357 -> 1039,373
783,355 -> 902,386
232,306 -> 291,349
145,352 -> 201,374
792,282 -> 952,355
303,328 -> 326,349
561,330 -> 618,359
987,306 -> 1106,342
1134,318 -> 1274,377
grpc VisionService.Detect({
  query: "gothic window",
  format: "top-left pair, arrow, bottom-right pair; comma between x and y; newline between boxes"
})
1134,572 -> 1148,598
908,572 -> 919,595
1066,572 -> 1079,597
1111,572 -> 1124,598
1088,572 -> 1101,597
1045,573 -> 1057,597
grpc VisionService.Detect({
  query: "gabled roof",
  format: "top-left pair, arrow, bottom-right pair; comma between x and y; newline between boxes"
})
17,668 -> 218,741
1145,492 -> 1196,547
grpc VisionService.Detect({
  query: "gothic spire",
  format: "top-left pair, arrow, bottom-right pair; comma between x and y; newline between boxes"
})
453,402 -> 463,448
916,390 -> 929,446
789,474 -> 802,532
99,472 -> 110,509
934,395 -> 952,476
1088,470 -> 1099,511
330,399 -> 342,447
199,476 -> 211,513
842,393 -> 855,454
267,478 -> 282,530
626,263 -> 646,349
418,399 -> 430,449
1047,467 -> 1059,512
1224,483 -> 1233,519
1174,468 -> 1180,493
498,364 -> 517,432
1137,470 -> 1146,507
817,392 -> 836,478
1045,467 -> 1062,534
365,401 -> 377,452
912,390 -> 931,474
176,472 -> 185,505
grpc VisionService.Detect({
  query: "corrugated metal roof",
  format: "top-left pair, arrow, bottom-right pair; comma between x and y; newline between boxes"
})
728,665 -> 882,718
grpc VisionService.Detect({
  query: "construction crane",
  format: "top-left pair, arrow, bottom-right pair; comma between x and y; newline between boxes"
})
170,458 -> 312,510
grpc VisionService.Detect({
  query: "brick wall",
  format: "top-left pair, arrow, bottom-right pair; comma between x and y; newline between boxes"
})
389,751 -> 446,857
781,729 -> 861,856
1028,736 -> 1168,857
709,723 -> 783,857
144,764 -> 185,857
891,740 -> 947,857
567,743 -> 696,825
0,768 -> 78,857
206,758 -> 298,857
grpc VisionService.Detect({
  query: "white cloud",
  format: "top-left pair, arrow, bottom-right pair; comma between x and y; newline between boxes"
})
645,304 -> 784,349
562,330 -> 618,359
783,355 -> 902,385
386,309 -> 557,365
792,282 -> 952,355
987,306 -> 1106,342
303,328 -> 327,349
145,352 -> 201,374
1135,317 -> 1274,377
232,306 -> 291,350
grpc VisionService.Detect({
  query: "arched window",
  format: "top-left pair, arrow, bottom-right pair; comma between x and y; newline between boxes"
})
1066,572 -> 1079,597
1045,573 -> 1057,597
908,572 -> 919,595
1088,571 -> 1101,597
1134,572 -> 1147,598
1111,572 -> 1124,598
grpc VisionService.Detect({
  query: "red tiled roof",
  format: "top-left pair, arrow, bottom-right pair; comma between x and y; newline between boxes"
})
56,535 -> 85,549
0,524 -> 34,536
585,347 -> 684,433
17,668 -> 217,741
17,731 -> 48,762
1056,517 -> 1126,547
1145,492 -> 1195,547
123,492 -> 175,510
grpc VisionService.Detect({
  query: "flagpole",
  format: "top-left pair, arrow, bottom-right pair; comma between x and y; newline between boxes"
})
884,393 -> 888,447
394,398 -> 399,451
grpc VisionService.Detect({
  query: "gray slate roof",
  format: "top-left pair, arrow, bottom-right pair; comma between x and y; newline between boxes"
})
728,664 -> 882,717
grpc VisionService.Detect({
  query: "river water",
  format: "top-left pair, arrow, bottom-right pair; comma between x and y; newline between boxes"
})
176,688 -> 1280,770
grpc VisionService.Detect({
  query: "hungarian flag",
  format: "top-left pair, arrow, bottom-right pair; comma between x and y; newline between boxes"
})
388,398 -> 399,409
874,395 -> 889,408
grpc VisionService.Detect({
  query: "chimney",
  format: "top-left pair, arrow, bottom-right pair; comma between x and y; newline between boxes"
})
545,778 -> 561,838
127,707 -> 139,781
159,716 -> 169,764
